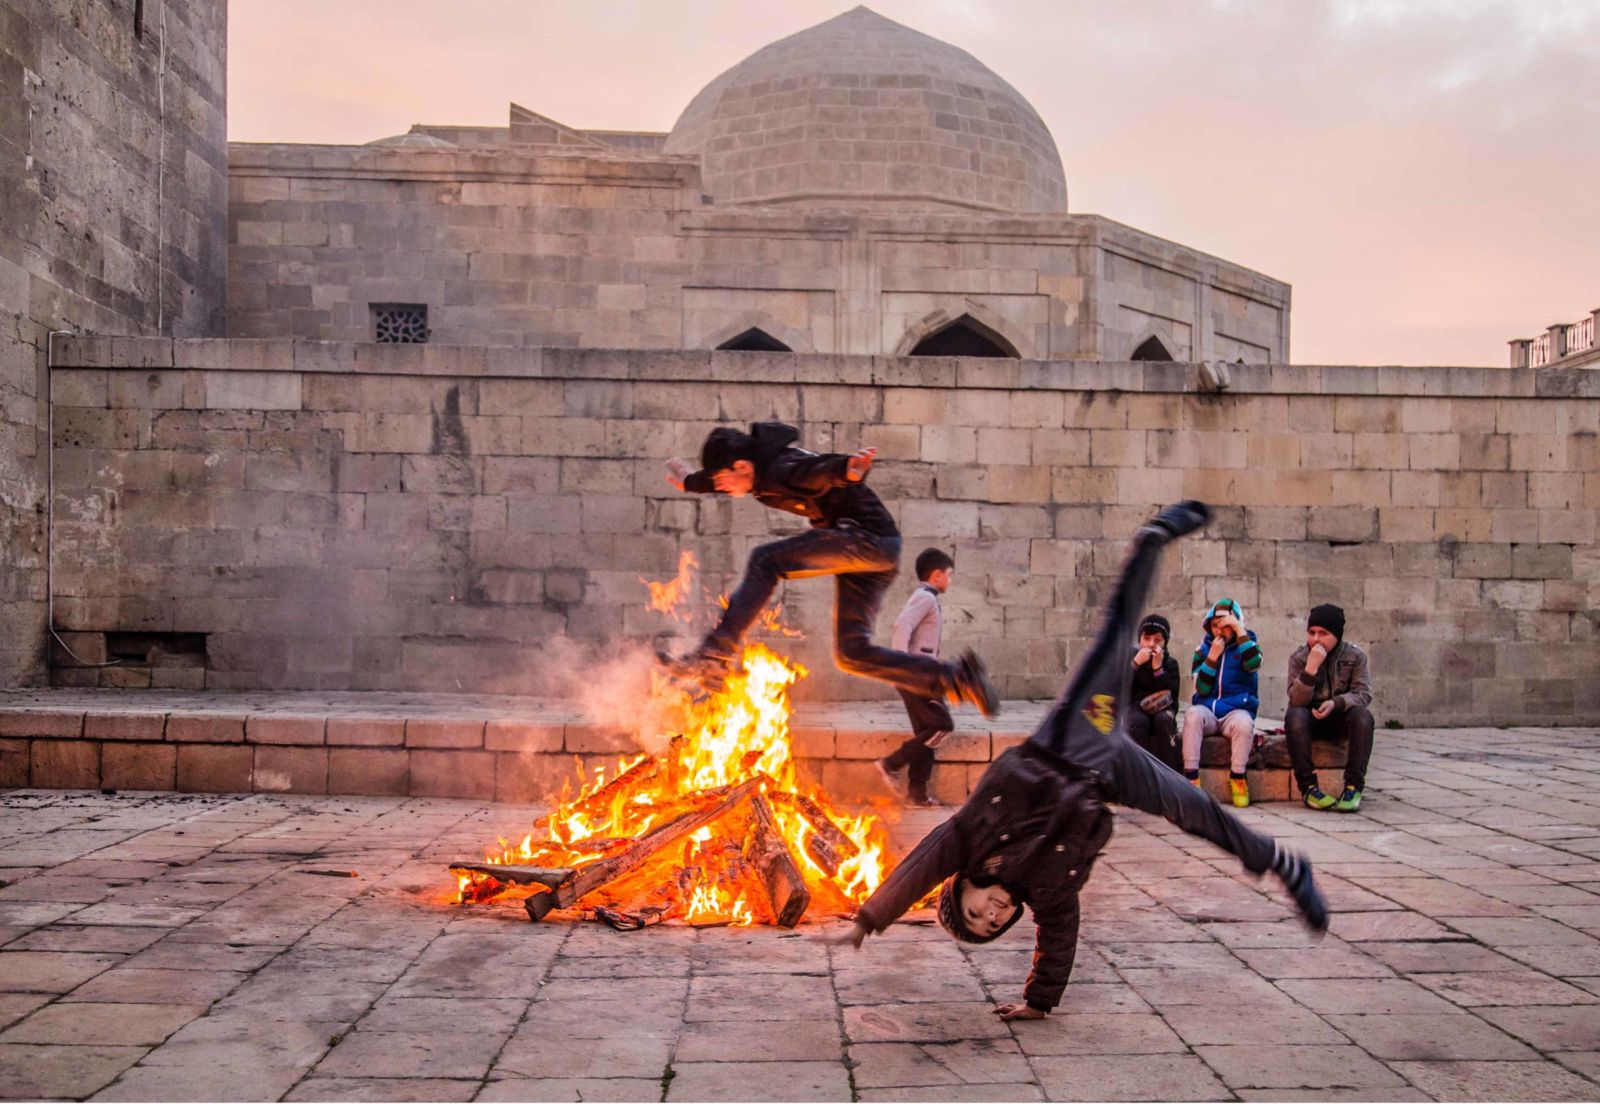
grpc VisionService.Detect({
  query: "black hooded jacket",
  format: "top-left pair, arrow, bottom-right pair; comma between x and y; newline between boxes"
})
683,422 -> 899,537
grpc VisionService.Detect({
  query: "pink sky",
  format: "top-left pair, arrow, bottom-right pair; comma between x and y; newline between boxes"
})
228,0 -> 1599,367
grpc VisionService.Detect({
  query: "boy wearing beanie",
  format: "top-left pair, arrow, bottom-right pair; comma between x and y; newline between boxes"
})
1182,598 -> 1263,807
834,503 -> 1327,1021
1126,614 -> 1181,773
1286,603 -> 1375,812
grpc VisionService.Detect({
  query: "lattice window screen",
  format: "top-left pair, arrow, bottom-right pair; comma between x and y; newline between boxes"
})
372,304 -> 430,343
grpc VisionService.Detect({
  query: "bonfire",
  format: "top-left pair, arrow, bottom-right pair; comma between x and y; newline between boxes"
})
449,554 -> 888,929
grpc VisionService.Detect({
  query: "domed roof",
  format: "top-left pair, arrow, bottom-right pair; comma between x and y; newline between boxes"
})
365,132 -> 456,148
663,7 -> 1066,215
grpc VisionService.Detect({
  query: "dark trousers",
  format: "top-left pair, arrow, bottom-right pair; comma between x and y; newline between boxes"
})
1285,705 -> 1375,792
703,527 -> 954,700
1029,523 -> 1278,874
1126,709 -> 1182,774
885,690 -> 954,799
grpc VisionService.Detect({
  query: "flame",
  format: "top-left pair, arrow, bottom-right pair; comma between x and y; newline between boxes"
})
458,557 -> 889,925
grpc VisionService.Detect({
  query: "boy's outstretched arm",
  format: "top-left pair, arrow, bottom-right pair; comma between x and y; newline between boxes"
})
831,818 -> 966,947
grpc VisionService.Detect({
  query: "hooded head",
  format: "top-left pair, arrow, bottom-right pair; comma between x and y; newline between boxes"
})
1203,598 -> 1246,638
936,874 -> 1024,944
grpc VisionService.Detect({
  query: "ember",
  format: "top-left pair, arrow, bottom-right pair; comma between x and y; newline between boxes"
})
449,555 -> 888,928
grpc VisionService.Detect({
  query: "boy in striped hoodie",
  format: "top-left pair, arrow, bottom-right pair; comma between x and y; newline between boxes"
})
1181,598 -> 1263,807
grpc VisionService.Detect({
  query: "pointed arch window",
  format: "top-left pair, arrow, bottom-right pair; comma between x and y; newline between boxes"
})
1131,335 -> 1174,361
908,315 -> 1019,358
716,327 -> 792,352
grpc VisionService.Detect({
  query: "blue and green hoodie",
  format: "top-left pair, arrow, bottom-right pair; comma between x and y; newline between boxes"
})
1190,598 -> 1262,718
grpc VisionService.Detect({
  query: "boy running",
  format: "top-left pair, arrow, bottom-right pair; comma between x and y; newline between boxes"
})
877,547 -> 957,806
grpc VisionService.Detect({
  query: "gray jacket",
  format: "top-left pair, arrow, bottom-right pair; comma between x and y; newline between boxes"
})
892,584 -> 942,658
1287,640 -> 1373,714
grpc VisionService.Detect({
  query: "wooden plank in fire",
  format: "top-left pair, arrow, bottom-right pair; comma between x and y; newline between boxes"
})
741,794 -> 810,929
448,863 -> 577,888
524,776 -> 764,921
534,755 -> 659,830
768,791 -> 860,875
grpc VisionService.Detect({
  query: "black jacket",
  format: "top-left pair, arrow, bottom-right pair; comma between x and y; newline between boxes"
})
855,743 -> 1114,1011
1129,651 -> 1180,716
683,422 -> 899,538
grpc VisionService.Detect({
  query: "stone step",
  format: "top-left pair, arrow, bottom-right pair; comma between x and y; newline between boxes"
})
0,689 -> 1351,803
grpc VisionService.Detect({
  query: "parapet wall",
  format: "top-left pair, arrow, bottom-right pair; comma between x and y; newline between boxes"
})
44,337 -> 1600,726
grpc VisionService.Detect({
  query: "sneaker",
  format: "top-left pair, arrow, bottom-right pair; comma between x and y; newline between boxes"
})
1146,500 -> 1212,541
655,645 -> 736,693
1187,773 -> 1203,788
875,758 -> 903,795
953,649 -> 1001,719
1229,777 -> 1250,808
1271,844 -> 1329,935
1335,786 -> 1363,813
1302,785 -> 1336,811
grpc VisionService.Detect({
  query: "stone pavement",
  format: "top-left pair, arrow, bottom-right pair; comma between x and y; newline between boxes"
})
2,727 -> 1599,1102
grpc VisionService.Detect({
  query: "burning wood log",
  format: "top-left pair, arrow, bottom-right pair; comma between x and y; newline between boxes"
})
536,756 -> 659,831
741,795 -> 810,928
769,791 -> 860,876
524,776 -> 763,921
665,735 -> 687,794
447,863 -> 577,888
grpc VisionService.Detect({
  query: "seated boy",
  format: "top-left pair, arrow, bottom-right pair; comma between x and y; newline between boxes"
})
878,547 -> 957,806
1125,614 -> 1181,773
1286,603 -> 1375,812
663,421 -> 997,716
835,501 -> 1327,1021
1181,599 -> 1262,807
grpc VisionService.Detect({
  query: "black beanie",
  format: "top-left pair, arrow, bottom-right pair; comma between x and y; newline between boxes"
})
936,874 -> 1025,944
700,427 -> 754,473
1138,614 -> 1170,645
1308,603 -> 1345,641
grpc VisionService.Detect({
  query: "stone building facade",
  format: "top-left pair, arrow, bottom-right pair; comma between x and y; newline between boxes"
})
0,0 -> 227,684
225,8 -> 1290,365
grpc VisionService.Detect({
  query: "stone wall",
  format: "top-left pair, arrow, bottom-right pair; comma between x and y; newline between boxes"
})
43,337 -> 1598,725
226,143 -> 1289,363
0,0 -> 228,685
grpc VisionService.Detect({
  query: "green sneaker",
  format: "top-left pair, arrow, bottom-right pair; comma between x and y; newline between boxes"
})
1335,786 -> 1363,813
1302,785 -> 1336,811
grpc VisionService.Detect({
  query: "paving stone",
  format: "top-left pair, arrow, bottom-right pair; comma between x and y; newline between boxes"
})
1387,1059 -> 1600,1101
1324,1013 -> 1539,1060
1277,976 -> 1463,1015
1477,1004 -> 1600,1051
1011,1012 -> 1187,1056
0,994 -> 49,1032
1160,1002 -> 1347,1046
667,1060 -> 852,1102
496,1030 -> 671,1080
478,1079 -> 665,1102
1447,916 -> 1600,946
0,1042 -> 146,1100
357,996 -> 526,1035
673,1015 -> 845,1067
844,1002 -> 1011,1043
834,964 -> 987,1004
0,951 -> 124,993
1235,943 -> 1395,979
63,967 -> 248,1006
315,1029 -> 506,1079
686,973 -> 836,1022
1329,910 -> 1465,941
1412,969 -> 1600,1007
857,1086 -> 1044,1102
1194,1043 -> 1410,1090
848,1039 -> 1032,1088
526,977 -> 687,1040
1030,1053 -> 1230,1101
0,1001 -> 204,1046
1359,939 -> 1528,973
285,1078 -> 479,1102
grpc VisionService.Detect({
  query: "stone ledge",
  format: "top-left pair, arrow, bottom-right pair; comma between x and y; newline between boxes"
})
0,690 -> 1355,803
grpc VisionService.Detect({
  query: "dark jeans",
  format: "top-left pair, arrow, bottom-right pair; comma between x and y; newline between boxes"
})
703,527 -> 954,700
886,690 -> 954,799
1126,709 -> 1181,774
1285,705 -> 1375,792
1029,523 -> 1278,874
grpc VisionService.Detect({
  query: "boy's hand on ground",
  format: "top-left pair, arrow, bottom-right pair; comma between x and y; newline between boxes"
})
1313,700 -> 1336,721
993,1002 -> 1047,1021
664,457 -> 693,491
821,920 -> 870,949
846,447 -> 877,482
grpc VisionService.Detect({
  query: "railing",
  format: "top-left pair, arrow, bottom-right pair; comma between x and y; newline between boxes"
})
1567,315 -> 1595,357
1530,332 -> 1553,367
1513,309 -> 1599,367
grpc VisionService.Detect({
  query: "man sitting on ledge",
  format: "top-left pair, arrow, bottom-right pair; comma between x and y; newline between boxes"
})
1285,603 -> 1375,812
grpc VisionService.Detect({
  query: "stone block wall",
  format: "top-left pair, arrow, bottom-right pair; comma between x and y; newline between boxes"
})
0,0 -> 228,685
226,143 -> 1288,363
43,337 -> 1600,725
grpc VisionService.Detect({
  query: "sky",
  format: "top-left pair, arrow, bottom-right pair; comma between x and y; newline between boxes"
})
227,0 -> 1600,366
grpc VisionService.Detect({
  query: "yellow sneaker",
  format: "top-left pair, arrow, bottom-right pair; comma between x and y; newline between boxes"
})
1229,777 -> 1250,808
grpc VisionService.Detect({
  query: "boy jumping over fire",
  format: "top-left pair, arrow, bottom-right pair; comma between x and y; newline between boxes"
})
835,501 -> 1328,1020
662,421 -> 1000,717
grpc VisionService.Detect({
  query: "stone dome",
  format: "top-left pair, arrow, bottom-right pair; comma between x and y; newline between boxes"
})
365,132 -> 456,148
663,7 -> 1067,215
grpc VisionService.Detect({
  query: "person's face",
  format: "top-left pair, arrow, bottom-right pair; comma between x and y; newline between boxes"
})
1138,631 -> 1165,653
1306,626 -> 1338,652
710,460 -> 756,496
1209,613 -> 1237,642
958,881 -> 1019,939
926,566 -> 953,593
